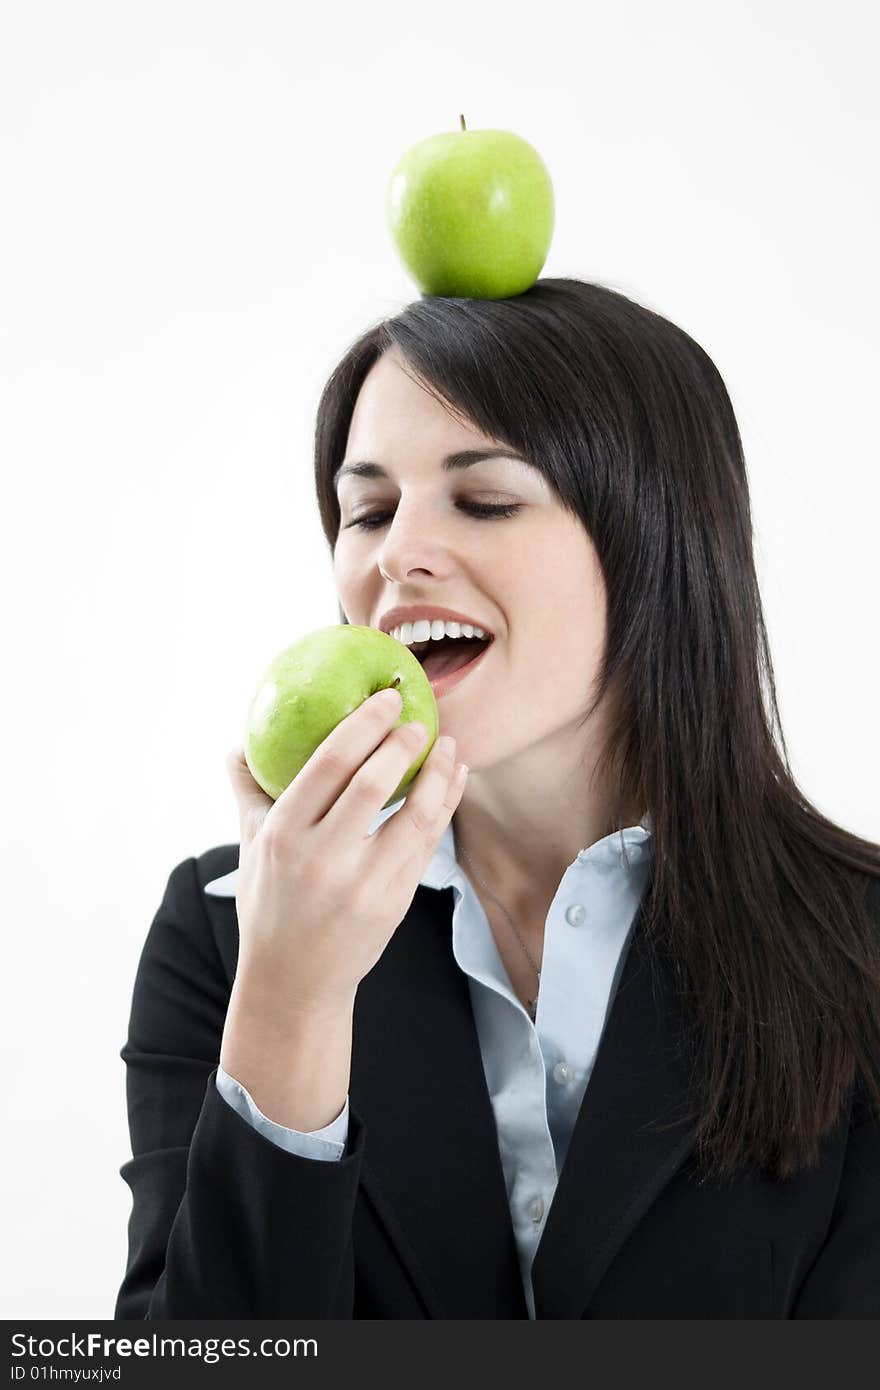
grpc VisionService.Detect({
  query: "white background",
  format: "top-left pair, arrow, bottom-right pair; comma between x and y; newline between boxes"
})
1,0 -> 877,1319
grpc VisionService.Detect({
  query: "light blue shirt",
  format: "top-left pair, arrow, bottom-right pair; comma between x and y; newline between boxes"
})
205,806 -> 654,1319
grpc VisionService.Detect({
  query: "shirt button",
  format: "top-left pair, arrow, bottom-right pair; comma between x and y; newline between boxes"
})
553,1061 -> 574,1085
565,903 -> 586,926
528,1196 -> 545,1224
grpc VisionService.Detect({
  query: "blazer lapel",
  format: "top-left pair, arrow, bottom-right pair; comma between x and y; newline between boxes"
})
531,890 -> 699,1317
351,884 -> 530,1318
208,854 -> 699,1320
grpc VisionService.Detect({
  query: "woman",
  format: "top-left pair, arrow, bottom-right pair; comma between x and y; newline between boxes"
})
115,279 -> 880,1319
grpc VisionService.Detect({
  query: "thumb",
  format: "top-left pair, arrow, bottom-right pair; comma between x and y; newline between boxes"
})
226,746 -> 274,848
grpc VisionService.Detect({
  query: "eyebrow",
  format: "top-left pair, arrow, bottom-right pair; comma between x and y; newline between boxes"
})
333,448 -> 533,492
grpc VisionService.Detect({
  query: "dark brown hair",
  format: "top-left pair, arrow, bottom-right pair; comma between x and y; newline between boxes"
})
311,278 -> 880,1183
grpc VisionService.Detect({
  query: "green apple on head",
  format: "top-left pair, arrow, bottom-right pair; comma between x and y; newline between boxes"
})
244,626 -> 439,811
386,114 -> 555,299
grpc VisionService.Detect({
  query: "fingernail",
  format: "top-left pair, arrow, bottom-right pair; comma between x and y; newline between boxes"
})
406,720 -> 428,743
378,687 -> 402,709
436,735 -> 456,758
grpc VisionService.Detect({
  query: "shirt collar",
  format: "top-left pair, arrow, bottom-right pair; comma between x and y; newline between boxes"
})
204,802 -> 653,898
413,807 -> 654,892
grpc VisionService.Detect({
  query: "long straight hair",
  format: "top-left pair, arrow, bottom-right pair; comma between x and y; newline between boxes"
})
311,278 -> 880,1182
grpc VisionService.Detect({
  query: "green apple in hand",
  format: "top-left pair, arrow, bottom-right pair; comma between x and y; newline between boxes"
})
387,115 -> 554,299
244,625 -> 439,810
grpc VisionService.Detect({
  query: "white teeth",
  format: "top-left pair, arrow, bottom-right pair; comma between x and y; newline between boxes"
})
388,619 -> 489,646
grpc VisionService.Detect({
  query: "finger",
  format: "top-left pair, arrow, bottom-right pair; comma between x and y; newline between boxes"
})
398,756 -> 468,886
274,686 -> 411,832
226,746 -> 274,849
371,736 -> 467,884
316,713 -> 435,842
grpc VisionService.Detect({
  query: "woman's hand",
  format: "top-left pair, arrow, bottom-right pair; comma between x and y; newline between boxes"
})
225,688 -> 467,1012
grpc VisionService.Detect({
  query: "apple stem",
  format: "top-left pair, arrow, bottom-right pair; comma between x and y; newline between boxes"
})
460,113 -> 467,131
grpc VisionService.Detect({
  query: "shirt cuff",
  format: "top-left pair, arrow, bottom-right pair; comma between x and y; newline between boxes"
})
215,1065 -> 348,1159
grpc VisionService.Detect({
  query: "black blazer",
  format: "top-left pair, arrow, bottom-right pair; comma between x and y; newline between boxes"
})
115,844 -> 880,1319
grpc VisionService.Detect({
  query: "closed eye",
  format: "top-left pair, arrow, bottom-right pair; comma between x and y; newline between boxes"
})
344,501 -> 523,531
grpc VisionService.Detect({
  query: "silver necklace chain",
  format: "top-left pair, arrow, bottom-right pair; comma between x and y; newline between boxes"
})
458,844 -> 542,1020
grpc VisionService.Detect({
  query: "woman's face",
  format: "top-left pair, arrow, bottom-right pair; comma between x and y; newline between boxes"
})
332,348 -> 609,779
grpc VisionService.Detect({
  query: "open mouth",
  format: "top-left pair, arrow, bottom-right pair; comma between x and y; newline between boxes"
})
410,634 -> 493,681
